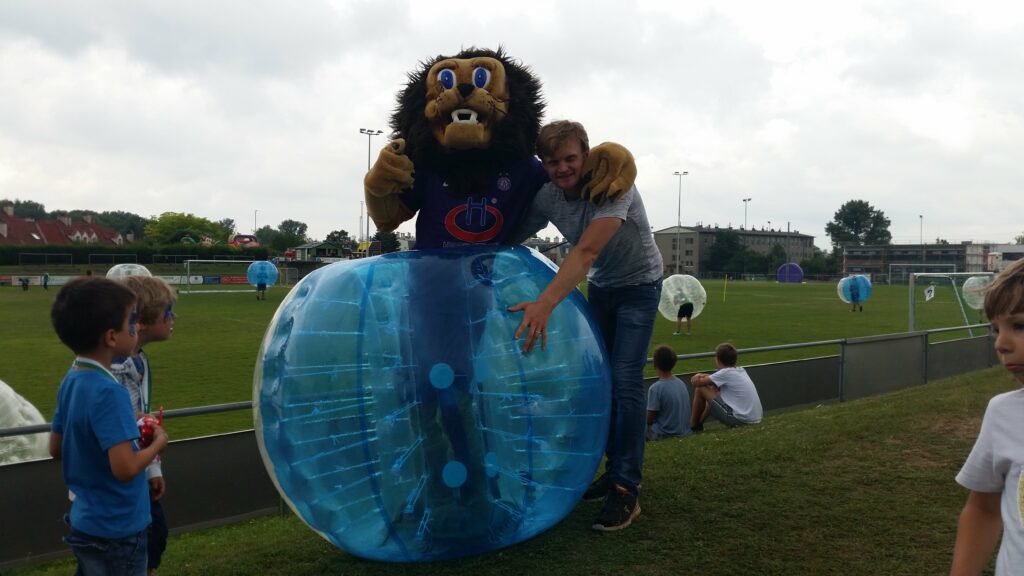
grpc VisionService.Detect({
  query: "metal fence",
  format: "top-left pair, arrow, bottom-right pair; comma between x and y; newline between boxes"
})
0,326 -> 997,569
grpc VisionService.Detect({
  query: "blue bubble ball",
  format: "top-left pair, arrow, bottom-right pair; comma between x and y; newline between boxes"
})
838,274 -> 873,304
254,245 -> 611,562
247,260 -> 279,287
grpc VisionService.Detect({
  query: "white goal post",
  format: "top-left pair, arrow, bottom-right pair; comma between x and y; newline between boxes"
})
907,271 -> 995,334
181,259 -> 271,294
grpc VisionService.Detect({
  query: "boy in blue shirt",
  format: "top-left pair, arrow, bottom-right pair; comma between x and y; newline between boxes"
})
49,277 -> 169,575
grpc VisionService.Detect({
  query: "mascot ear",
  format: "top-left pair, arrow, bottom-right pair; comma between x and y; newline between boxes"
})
580,142 -> 637,206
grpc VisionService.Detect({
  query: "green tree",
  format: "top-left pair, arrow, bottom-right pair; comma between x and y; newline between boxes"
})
96,210 -> 149,239
767,243 -> 788,273
278,220 -> 308,240
374,230 -> 401,253
825,200 -> 892,252
326,229 -> 352,246
1014,232 -> 1024,244
216,218 -> 236,240
0,198 -> 47,219
254,225 -> 280,247
145,212 -> 223,244
800,247 -> 840,276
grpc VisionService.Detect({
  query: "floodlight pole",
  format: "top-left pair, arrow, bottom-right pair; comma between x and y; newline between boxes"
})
360,128 -> 384,247
673,170 -> 687,274
919,214 -> 923,245
253,210 -> 257,235
742,198 -> 751,230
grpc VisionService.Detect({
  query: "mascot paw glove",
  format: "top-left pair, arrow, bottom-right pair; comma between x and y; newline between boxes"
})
364,138 -> 416,197
580,142 -> 637,206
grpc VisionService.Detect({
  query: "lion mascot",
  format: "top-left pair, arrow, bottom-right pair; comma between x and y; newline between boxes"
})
358,47 -> 636,548
364,46 -> 636,246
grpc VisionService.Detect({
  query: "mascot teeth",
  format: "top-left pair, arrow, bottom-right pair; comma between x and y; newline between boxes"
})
451,109 -> 479,124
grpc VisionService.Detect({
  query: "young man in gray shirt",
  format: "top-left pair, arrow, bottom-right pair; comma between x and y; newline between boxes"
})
509,120 -> 663,531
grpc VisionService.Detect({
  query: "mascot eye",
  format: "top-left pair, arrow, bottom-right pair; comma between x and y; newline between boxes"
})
473,67 -> 490,88
438,69 -> 456,90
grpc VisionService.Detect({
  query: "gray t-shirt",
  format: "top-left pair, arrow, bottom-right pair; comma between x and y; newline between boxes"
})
646,375 -> 692,440
517,184 -> 663,287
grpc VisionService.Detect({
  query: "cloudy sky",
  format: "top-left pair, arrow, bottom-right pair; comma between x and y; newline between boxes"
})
1,0 -> 1022,251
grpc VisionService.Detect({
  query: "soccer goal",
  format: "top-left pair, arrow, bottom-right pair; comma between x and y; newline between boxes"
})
907,271 -> 995,334
180,259 -> 266,294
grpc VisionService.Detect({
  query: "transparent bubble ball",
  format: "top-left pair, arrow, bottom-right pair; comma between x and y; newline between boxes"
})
254,245 -> 611,562
837,275 -> 873,304
105,263 -> 152,278
247,261 -> 279,287
961,276 -> 992,311
658,274 -> 707,322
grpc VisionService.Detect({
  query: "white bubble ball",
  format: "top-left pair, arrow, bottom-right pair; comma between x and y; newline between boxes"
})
962,276 -> 992,311
658,274 -> 707,322
106,263 -> 152,279
0,378 -> 49,465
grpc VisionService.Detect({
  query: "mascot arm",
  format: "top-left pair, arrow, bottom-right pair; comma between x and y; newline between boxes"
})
580,142 -> 638,206
364,139 -> 416,231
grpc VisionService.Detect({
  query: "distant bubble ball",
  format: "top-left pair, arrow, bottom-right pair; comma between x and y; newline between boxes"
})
837,275 -> 872,304
247,261 -> 279,287
105,263 -> 152,279
254,245 -> 612,562
961,276 -> 992,311
658,274 -> 707,322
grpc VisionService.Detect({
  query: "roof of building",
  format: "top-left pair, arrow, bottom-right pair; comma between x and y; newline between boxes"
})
0,209 -> 124,246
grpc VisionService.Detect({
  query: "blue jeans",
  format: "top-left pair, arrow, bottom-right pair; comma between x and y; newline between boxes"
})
587,280 -> 661,494
65,521 -> 148,576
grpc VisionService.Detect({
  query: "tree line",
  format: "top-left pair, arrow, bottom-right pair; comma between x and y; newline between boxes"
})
0,198 -> 404,255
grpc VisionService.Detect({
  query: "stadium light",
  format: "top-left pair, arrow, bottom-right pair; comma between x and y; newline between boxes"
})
742,198 -> 752,229
360,128 -> 384,246
673,171 -> 687,274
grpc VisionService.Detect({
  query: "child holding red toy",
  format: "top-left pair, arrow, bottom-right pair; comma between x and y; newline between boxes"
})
49,277 -> 168,575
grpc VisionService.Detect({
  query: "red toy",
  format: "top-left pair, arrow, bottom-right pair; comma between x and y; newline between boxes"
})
137,406 -> 163,448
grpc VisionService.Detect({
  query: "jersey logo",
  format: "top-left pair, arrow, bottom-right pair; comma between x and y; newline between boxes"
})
445,197 -> 504,243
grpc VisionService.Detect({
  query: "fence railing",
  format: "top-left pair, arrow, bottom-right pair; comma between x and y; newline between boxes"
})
0,325 -> 997,569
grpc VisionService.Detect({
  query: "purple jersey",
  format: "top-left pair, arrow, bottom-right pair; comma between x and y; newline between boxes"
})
400,157 -> 548,249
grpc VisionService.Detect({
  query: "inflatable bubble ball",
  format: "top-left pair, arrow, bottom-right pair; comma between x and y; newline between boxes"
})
776,262 -> 804,283
961,276 -> 992,311
247,260 -> 279,287
837,275 -> 873,304
254,245 -> 612,562
658,274 -> 707,322
105,263 -> 152,279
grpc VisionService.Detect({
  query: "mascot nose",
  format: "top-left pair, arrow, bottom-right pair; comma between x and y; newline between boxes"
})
457,83 -> 475,98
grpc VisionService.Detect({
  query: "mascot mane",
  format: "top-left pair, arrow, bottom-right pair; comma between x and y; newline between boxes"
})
390,46 -> 545,171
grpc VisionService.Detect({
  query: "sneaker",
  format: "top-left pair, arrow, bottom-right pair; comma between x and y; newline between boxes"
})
592,484 -> 640,532
686,332 -> 691,335
673,331 -> 680,336
582,472 -> 610,502
691,422 -> 704,433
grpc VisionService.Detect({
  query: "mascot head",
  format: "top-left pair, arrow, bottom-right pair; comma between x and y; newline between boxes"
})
391,47 -> 545,168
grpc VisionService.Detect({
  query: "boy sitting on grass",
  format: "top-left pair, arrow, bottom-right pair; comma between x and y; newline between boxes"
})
950,258 -> 1024,575
49,277 -> 168,575
689,342 -> 763,431
112,275 -> 177,575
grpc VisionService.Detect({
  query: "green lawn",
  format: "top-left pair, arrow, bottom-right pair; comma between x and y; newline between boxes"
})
0,277 -> 985,440
9,367 -> 1013,575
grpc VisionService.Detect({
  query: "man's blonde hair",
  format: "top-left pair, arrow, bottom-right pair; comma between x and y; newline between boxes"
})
984,258 -> 1024,319
120,276 -> 177,325
536,120 -> 590,160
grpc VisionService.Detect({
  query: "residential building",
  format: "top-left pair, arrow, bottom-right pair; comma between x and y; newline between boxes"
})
653,224 -> 816,277
0,205 -> 126,246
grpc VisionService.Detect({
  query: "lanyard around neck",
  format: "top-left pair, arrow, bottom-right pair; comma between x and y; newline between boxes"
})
72,357 -> 116,382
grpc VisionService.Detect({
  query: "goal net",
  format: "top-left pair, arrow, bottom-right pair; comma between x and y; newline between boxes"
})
179,259 -> 266,294
907,272 -> 995,334
887,262 -> 956,285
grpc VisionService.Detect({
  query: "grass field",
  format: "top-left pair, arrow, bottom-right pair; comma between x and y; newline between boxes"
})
0,276 -> 987,440
8,367 -> 1015,575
